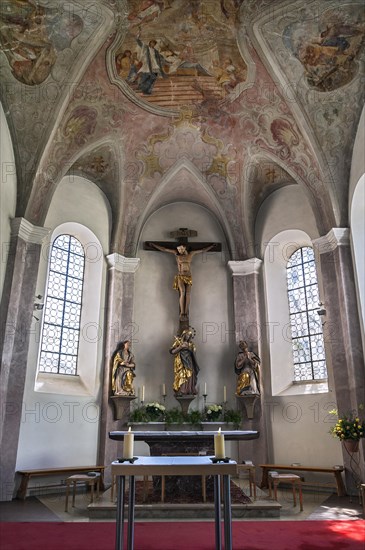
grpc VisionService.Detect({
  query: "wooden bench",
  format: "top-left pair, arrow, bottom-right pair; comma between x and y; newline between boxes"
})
16,466 -> 105,500
259,464 -> 346,497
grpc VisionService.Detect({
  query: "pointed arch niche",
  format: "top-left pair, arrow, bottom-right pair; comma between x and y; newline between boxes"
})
133,202 -> 236,409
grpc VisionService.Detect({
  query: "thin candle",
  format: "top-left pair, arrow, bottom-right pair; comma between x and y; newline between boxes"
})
214,427 -> 225,459
124,427 -> 134,459
204,382 -> 207,395
141,385 -> 145,401
223,385 -> 227,402
162,383 -> 166,395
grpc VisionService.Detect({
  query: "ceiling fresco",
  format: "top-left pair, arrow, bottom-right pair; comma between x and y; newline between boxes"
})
112,0 -> 248,109
0,0 -> 364,258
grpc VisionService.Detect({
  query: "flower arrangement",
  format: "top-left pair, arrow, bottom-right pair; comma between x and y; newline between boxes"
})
329,406 -> 365,441
145,402 -> 166,421
204,404 -> 223,422
129,402 -> 165,422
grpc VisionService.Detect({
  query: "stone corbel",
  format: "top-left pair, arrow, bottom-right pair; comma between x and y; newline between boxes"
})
236,394 -> 260,420
110,395 -> 137,421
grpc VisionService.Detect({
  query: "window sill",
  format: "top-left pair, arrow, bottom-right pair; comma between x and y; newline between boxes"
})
276,379 -> 329,397
34,372 -> 93,396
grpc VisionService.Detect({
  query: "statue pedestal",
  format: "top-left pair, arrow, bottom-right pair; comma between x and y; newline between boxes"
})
236,394 -> 259,420
175,395 -> 196,415
110,394 -> 137,421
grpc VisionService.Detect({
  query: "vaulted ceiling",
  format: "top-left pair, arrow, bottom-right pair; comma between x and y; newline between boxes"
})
1,0 -> 364,258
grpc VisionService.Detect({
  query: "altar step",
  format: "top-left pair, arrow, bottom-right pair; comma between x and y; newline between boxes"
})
87,486 -> 281,520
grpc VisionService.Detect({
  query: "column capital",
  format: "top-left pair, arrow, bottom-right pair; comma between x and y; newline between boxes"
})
106,253 -> 140,273
313,228 -> 350,254
228,258 -> 262,276
11,217 -> 50,244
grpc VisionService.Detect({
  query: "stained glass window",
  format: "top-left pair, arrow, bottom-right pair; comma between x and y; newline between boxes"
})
39,235 -> 85,375
287,247 -> 327,381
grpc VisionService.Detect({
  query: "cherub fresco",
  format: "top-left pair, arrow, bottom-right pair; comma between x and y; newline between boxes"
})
284,6 -> 365,92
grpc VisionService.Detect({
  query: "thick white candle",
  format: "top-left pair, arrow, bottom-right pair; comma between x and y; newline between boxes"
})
204,382 -> 207,395
223,385 -> 227,402
162,383 -> 166,395
124,427 -> 134,459
141,385 -> 145,401
214,427 -> 225,459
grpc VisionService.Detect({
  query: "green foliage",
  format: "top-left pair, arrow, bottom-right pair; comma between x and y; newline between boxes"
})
129,402 -> 165,422
187,409 -> 204,425
223,409 -> 242,428
164,407 -> 185,425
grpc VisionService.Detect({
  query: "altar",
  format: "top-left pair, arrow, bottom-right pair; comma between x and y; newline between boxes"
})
109,430 -> 259,499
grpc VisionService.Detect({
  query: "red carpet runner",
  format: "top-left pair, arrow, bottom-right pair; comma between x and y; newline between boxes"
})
0,520 -> 364,549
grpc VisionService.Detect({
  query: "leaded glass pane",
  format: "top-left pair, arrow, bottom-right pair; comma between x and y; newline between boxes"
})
288,287 -> 307,314
301,247 -> 314,263
38,234 -> 84,375
290,313 -> 309,338
308,310 -> 322,335
292,337 -> 311,363
287,246 -> 328,382
294,362 -> 313,381
287,249 -> 302,268
287,265 -> 304,290
305,285 -> 319,310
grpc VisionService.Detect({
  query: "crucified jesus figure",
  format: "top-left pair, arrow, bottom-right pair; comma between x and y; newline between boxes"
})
148,242 -> 215,321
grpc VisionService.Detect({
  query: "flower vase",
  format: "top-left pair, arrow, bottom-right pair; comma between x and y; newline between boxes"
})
343,439 -> 359,453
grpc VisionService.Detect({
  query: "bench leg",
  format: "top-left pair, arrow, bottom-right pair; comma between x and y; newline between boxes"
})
334,470 -> 346,497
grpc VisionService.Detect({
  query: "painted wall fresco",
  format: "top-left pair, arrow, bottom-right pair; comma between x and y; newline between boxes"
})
0,0 -> 83,85
114,0 -> 247,108
283,5 -> 365,92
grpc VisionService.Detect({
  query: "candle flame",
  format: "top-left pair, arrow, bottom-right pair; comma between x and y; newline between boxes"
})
218,427 -> 221,433
128,427 -> 131,433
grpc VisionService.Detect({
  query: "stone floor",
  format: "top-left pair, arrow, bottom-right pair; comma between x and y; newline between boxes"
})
0,477 -> 363,523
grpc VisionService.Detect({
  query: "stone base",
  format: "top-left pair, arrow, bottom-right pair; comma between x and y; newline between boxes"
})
88,487 -> 281,520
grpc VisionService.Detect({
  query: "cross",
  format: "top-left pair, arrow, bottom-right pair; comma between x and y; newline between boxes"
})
145,228 -> 221,331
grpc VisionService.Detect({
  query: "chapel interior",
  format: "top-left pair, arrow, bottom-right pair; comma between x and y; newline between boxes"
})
0,0 -> 364,522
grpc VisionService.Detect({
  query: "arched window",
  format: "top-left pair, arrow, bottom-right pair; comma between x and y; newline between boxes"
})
286,247 -> 327,382
38,234 -> 85,375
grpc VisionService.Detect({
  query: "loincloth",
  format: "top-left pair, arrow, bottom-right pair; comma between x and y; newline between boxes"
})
173,275 -> 192,290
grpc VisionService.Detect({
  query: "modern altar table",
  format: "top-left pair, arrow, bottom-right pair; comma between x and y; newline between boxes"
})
112,456 -> 237,550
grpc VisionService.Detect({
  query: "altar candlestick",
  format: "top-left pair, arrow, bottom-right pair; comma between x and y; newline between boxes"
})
223,385 -> 227,403
214,427 -> 225,459
124,427 -> 134,459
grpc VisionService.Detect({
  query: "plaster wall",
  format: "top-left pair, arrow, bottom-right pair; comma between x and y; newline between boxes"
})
16,176 -> 110,470
133,202 -> 235,414
257,187 -> 343,468
0,103 -> 17,297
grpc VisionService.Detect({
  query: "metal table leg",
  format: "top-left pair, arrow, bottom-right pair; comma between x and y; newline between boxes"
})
214,475 -> 222,550
115,476 -> 125,550
127,475 -> 136,550
223,475 -> 232,550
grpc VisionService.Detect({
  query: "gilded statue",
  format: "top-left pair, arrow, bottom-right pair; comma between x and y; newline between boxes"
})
235,340 -> 261,396
169,329 -> 200,395
111,340 -> 136,395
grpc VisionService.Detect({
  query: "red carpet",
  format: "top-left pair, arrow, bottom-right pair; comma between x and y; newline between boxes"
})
0,520 -> 364,549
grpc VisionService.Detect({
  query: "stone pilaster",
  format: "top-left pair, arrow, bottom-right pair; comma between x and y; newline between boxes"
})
228,259 -> 268,472
0,218 -> 50,500
98,254 -> 140,484
313,228 -> 365,489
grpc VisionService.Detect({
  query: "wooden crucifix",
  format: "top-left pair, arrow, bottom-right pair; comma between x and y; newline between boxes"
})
145,228 -> 221,331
